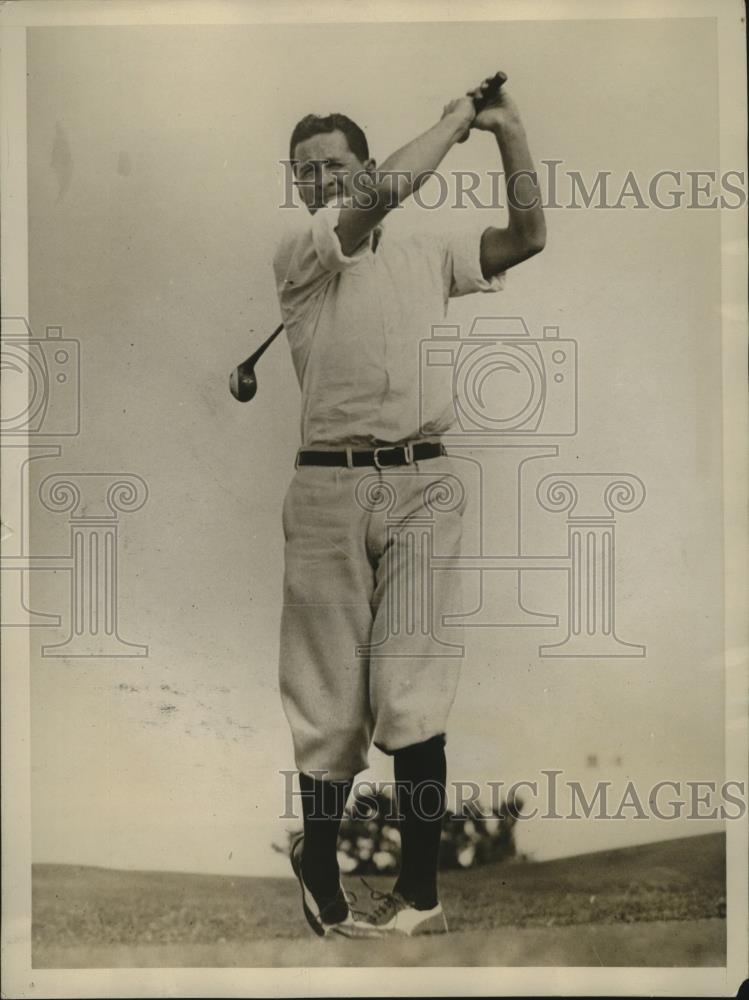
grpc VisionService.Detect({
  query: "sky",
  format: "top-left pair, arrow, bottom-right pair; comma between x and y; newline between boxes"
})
18,16 -> 731,877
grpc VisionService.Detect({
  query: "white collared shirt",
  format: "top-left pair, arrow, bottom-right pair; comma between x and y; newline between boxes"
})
273,203 -> 505,447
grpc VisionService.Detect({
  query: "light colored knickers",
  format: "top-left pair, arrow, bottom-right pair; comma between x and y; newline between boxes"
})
279,454 -> 467,780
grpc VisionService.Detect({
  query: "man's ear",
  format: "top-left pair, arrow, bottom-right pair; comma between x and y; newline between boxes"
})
364,157 -> 377,176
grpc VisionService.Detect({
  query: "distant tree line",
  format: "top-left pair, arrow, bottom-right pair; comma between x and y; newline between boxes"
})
275,787 -> 525,875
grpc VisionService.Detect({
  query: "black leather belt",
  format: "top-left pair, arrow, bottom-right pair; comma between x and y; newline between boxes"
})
296,441 -> 446,469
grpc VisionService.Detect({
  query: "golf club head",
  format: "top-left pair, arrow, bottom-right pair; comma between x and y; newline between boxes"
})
230,363 -> 258,402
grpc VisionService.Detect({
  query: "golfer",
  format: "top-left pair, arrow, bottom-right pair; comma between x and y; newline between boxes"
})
273,76 -> 546,937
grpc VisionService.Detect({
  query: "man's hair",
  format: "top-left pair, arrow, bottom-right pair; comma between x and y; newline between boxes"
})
289,113 -> 369,163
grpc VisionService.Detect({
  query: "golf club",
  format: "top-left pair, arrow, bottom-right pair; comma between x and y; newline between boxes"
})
229,71 -> 508,402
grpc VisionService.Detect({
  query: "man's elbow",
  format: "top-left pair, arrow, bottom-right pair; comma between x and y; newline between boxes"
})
507,219 -> 547,262
523,224 -> 547,257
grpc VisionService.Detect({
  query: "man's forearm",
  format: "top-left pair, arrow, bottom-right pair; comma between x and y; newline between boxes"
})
492,115 -> 546,246
335,95 -> 475,255
368,112 -> 468,209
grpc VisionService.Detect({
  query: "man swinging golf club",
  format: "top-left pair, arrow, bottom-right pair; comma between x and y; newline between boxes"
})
271,73 -> 546,937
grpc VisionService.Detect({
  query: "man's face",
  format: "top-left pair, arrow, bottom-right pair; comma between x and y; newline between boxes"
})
292,130 -> 374,214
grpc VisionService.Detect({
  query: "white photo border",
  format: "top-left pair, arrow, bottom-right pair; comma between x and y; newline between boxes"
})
1,1 -> 746,996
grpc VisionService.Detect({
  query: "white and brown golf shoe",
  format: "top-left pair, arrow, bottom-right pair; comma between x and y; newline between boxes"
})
358,883 -> 448,936
289,835 -> 381,939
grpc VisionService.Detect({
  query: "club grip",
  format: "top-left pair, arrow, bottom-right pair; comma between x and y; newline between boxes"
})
458,71 -> 508,143
474,71 -> 508,112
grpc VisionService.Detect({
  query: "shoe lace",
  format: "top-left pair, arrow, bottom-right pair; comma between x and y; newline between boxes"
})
356,876 -> 400,923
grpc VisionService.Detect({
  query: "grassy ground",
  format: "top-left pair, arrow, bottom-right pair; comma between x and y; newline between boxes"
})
32,831 -> 726,968
33,920 -> 727,969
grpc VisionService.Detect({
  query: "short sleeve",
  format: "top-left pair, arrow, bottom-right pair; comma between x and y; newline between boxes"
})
443,225 -> 506,298
273,201 -> 372,311
311,200 -> 372,274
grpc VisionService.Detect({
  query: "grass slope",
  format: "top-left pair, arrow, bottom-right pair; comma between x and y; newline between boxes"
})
33,831 -> 725,952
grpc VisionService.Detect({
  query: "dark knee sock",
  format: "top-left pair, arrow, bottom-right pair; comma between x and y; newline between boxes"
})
393,734 -> 447,910
298,772 -> 352,905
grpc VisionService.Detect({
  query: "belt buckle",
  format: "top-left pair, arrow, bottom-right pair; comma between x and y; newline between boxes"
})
373,443 -> 413,469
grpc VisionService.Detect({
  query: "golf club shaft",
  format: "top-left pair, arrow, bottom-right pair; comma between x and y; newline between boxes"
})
242,322 -> 285,369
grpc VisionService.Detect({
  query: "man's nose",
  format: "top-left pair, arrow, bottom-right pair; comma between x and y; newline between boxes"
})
319,167 -> 341,190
